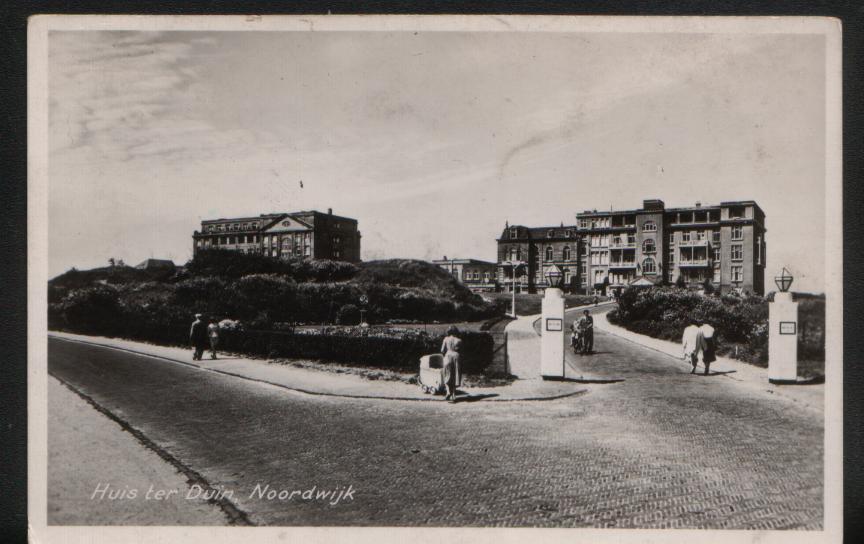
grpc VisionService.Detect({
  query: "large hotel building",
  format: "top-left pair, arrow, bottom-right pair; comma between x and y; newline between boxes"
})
192,209 -> 361,262
497,199 -> 766,295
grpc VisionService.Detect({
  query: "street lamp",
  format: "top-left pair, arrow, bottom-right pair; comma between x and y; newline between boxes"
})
503,260 -> 525,318
774,267 -> 794,293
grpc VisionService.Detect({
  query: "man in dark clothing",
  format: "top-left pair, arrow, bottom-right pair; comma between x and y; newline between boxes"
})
578,309 -> 594,354
190,313 -> 209,360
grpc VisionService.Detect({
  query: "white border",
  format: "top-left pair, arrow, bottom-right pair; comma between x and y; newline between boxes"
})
27,14 -> 843,544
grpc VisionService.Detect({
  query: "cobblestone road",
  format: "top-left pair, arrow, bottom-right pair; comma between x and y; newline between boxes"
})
48,328 -> 823,529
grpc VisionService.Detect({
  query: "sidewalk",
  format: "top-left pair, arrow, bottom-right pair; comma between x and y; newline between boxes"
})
49,332 -> 585,403
593,310 -> 824,412
504,301 -> 617,380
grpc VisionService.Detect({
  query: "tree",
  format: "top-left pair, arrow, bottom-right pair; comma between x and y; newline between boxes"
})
108,258 -> 116,267
675,274 -> 686,288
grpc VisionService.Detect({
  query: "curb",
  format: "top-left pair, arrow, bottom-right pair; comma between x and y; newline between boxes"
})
49,334 -> 587,404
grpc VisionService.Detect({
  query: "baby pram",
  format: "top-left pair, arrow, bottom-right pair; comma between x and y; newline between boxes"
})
418,354 -> 446,395
571,329 -> 585,354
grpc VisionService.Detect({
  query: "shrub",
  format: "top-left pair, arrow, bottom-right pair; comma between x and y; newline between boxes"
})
54,284 -> 123,335
336,304 -> 361,325
218,327 -> 494,374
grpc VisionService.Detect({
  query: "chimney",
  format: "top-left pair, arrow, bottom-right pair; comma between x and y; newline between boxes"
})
695,201 -> 701,208
443,255 -> 448,261
328,208 -> 333,215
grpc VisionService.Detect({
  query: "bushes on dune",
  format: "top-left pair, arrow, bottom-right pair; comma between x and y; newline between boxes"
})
607,286 -> 824,366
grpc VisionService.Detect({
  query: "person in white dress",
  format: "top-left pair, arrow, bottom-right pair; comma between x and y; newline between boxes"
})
682,317 -> 706,375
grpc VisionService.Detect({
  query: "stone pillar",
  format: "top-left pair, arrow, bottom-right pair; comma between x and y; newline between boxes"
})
540,287 -> 565,379
768,292 -> 798,384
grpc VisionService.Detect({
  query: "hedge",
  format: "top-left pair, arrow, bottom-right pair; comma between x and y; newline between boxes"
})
218,328 -> 494,373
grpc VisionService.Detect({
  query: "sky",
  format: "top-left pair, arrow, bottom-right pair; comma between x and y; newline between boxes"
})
48,29 -> 827,292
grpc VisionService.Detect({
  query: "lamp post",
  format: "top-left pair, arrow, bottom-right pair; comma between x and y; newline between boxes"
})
503,260 -> 525,318
540,264 -> 566,379
768,267 -> 798,384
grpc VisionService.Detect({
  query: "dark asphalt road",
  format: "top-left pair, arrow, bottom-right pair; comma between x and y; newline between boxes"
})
48,328 -> 823,528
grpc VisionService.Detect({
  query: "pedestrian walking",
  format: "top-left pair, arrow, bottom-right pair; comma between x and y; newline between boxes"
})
440,326 -> 462,402
207,317 -> 220,360
577,310 -> 594,354
682,317 -> 706,374
593,295 -> 599,306
190,313 -> 209,361
698,318 -> 717,375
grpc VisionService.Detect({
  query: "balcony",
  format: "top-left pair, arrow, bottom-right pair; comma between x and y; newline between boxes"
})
679,239 -> 709,247
678,259 -> 711,268
609,240 -> 636,249
609,261 -> 637,269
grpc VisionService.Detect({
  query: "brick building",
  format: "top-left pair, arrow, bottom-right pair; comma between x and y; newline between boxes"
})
432,257 -> 498,292
193,209 -> 361,262
497,199 -> 766,295
496,223 -> 583,294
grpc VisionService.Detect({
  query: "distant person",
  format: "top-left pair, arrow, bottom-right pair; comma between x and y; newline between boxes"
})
207,317 -> 220,360
698,319 -> 716,375
593,296 -> 599,306
577,310 -> 594,354
440,326 -> 462,402
190,313 -> 209,361
682,317 -> 706,374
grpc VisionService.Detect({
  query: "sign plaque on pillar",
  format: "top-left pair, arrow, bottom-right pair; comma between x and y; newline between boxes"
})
768,268 -> 798,384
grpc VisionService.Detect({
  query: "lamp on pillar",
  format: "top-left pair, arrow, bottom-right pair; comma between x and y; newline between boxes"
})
769,267 -> 798,384
774,267 -> 794,293
544,264 -> 563,290
540,264 -> 566,379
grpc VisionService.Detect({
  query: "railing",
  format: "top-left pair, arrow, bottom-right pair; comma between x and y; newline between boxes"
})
678,259 -> 711,267
678,239 -> 709,247
609,261 -> 637,269
609,240 -> 636,248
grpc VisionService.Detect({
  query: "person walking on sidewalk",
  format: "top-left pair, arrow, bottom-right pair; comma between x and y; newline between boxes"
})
207,317 -> 220,360
577,310 -> 594,354
440,326 -> 462,402
698,318 -> 717,375
682,317 -> 706,374
190,313 -> 209,361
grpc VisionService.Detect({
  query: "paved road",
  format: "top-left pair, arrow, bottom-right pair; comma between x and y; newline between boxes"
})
48,329 -> 823,529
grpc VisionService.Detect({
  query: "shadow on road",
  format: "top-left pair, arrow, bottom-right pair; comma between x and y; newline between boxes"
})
453,393 -> 500,403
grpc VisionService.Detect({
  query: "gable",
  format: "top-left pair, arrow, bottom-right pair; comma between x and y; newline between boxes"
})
263,215 -> 312,233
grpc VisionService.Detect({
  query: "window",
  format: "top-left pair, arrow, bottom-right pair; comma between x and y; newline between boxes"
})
563,246 -> 571,261
731,265 -> 743,282
713,268 -> 721,282
731,244 -> 743,261
545,246 -> 554,261
333,250 -> 341,259
682,231 -> 691,242
731,225 -> 743,240
547,229 -> 554,238
696,231 -> 706,241
579,219 -> 590,229
668,233 -> 675,246
713,247 -> 721,262
510,227 -> 518,239
643,221 -> 657,232
642,239 -> 656,253
565,230 -> 573,238
712,231 -> 721,244
642,258 -> 656,274
669,247 -> 676,262
756,235 -> 762,265
484,272 -> 490,282
474,272 -> 481,280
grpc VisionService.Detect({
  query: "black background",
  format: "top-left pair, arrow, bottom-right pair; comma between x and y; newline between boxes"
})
1,1 -> 861,542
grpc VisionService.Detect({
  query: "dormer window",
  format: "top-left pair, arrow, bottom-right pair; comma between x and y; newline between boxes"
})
509,227 -> 518,239
547,229 -> 554,238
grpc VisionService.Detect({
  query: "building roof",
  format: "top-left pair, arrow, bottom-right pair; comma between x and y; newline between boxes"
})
136,258 -> 176,269
432,258 -> 497,266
